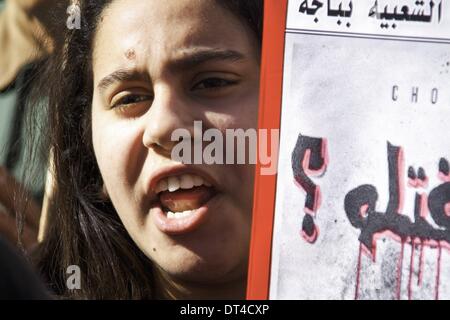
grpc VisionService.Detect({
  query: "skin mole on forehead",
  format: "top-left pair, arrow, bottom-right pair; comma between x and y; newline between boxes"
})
125,48 -> 136,60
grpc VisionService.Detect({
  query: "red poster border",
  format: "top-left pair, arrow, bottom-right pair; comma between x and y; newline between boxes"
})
246,0 -> 288,300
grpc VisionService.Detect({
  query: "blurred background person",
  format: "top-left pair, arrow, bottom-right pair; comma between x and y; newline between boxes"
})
0,0 -> 67,250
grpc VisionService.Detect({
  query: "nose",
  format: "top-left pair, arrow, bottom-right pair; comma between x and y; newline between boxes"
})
142,85 -> 194,156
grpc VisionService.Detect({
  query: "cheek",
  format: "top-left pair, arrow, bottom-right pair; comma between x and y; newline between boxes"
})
91,112 -> 144,205
229,84 -> 259,129
204,93 -> 258,211
205,87 -> 259,130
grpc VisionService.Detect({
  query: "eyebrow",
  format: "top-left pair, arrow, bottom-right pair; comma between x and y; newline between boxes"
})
97,69 -> 150,92
96,49 -> 246,93
168,49 -> 246,72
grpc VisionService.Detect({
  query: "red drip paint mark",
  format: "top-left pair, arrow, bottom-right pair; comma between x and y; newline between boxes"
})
444,202 -> 450,217
435,239 -> 450,251
369,230 -> 402,263
355,243 -> 363,300
300,225 -> 319,243
299,183 -> 321,216
366,230 -> 450,261
359,204 -> 369,218
359,234 -> 448,299
408,178 -> 428,189
397,147 -> 405,214
368,231 -> 450,298
408,243 -> 415,300
396,241 -> 405,300
438,172 -> 450,182
418,242 -> 425,286
299,140 -> 327,215
435,242 -> 442,300
408,178 -> 417,188
302,140 -> 329,177
361,242 -> 376,263
321,139 -> 328,171
420,194 -> 429,219
420,177 -> 429,189
294,178 -> 321,216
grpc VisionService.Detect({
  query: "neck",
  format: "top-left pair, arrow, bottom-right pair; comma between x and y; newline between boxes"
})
153,268 -> 247,300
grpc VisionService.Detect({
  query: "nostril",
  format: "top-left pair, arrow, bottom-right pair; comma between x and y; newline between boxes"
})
145,142 -> 173,158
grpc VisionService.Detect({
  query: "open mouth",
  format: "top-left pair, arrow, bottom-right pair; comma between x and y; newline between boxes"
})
154,173 -> 217,220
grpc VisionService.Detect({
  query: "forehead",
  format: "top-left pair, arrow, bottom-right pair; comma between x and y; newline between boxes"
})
92,0 -> 257,77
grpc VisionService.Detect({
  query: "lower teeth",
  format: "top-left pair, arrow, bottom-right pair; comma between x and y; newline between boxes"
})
167,210 -> 194,219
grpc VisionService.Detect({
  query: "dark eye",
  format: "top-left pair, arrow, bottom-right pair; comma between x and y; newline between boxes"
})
192,78 -> 238,91
111,94 -> 152,109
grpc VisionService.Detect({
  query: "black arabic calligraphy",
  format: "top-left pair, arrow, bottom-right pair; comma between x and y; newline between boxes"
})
344,142 -> 450,252
369,0 -> 442,23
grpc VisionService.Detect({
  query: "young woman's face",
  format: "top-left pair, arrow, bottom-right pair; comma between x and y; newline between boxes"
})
91,0 -> 260,284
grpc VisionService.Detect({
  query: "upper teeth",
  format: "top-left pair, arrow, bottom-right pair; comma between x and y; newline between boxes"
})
155,174 -> 212,193
167,210 -> 194,219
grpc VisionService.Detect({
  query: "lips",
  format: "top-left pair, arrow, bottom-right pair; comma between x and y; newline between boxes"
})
148,167 -> 218,234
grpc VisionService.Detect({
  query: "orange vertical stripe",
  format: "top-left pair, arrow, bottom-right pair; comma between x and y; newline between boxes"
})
246,0 -> 288,300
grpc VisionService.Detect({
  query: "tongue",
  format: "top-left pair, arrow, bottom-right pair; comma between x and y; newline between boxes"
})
159,186 -> 216,212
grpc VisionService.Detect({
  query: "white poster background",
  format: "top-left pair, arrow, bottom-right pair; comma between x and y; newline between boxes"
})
270,0 -> 450,299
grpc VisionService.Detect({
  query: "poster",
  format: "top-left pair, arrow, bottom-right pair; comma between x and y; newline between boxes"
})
248,0 -> 450,300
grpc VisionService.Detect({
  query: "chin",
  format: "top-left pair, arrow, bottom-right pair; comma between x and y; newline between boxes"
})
150,239 -> 248,284
164,258 -> 246,284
